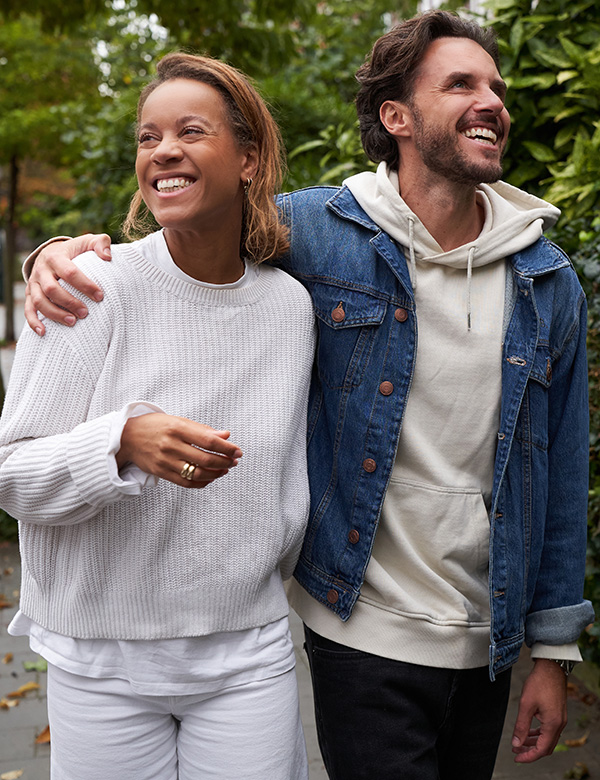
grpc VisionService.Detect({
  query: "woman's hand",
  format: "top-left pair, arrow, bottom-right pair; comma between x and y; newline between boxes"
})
117,414 -> 243,489
25,234 -> 112,336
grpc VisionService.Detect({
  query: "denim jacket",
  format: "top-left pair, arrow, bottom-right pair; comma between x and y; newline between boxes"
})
277,185 -> 594,678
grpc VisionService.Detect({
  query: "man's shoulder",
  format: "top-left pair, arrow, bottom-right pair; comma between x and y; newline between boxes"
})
512,236 -> 575,278
278,184 -> 342,207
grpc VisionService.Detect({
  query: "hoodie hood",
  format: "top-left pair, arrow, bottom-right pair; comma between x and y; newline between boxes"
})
344,162 -> 560,271
344,162 -> 560,329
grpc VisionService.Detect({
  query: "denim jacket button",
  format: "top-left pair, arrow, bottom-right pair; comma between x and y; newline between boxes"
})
348,529 -> 360,544
331,305 -> 346,323
379,381 -> 394,396
394,308 -> 408,322
363,458 -> 377,473
327,589 -> 339,604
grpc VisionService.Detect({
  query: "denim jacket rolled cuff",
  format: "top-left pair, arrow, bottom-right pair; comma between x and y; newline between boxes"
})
530,642 -> 582,663
525,600 -> 595,647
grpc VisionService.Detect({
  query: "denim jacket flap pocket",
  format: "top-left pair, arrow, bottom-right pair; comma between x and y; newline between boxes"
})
311,283 -> 386,329
529,343 -> 552,388
311,283 -> 386,389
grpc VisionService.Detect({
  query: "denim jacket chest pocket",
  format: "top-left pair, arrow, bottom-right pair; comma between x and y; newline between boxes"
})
311,283 -> 387,389
516,342 -> 552,452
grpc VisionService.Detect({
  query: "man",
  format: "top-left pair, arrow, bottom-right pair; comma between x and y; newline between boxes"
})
23,11 -> 593,779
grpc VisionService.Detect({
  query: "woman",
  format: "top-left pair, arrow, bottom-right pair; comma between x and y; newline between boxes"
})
0,53 -> 314,780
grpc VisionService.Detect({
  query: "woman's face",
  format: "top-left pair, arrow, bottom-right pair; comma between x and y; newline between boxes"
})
135,78 -> 257,235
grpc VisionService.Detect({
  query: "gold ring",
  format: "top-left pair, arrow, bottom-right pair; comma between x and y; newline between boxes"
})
180,462 -> 197,481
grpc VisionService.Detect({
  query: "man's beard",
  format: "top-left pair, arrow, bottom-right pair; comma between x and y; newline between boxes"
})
410,104 -> 504,185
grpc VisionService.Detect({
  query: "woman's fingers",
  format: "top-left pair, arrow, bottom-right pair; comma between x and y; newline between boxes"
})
118,414 -> 243,488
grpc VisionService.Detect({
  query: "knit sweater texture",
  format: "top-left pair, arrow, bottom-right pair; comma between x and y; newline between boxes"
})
0,241 -> 315,640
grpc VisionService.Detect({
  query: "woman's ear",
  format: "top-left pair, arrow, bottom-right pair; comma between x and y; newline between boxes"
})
241,143 -> 259,184
380,100 -> 413,139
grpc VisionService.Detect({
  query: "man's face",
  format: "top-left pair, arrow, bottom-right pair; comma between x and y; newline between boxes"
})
406,37 -> 510,185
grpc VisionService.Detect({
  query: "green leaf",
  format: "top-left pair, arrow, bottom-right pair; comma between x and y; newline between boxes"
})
529,42 -> 574,70
288,139 -> 326,159
509,17 -> 524,54
559,35 -> 588,66
554,125 -> 577,148
22,658 -> 48,673
557,69 -> 579,84
522,140 -> 557,162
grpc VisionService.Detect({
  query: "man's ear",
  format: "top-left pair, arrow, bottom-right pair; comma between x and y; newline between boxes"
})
380,100 -> 412,139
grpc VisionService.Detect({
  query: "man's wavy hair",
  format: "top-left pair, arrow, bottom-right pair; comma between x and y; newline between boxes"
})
355,10 -> 501,170
123,52 -> 289,263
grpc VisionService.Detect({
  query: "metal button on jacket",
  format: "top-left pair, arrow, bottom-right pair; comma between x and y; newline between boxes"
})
331,305 -> 345,323
379,381 -> 393,396
348,529 -> 360,544
327,589 -> 339,604
394,308 -> 408,322
362,458 -> 376,473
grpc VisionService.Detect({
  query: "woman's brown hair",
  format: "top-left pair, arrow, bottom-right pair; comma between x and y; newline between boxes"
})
123,52 -> 289,263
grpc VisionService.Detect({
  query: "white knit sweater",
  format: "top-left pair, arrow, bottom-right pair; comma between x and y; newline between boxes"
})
0,240 -> 315,640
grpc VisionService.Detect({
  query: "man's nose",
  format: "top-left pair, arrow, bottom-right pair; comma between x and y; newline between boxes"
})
475,87 -> 505,115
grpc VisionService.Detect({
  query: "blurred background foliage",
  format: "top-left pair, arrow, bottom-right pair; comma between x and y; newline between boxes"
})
0,0 -> 599,669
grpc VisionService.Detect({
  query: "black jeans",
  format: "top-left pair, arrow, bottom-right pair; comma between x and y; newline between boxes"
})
304,627 -> 512,780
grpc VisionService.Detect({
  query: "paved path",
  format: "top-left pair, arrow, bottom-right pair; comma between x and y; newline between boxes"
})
2,539 -> 599,779
0,285 -> 598,778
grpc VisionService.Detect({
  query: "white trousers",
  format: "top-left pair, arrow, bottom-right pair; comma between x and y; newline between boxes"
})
47,663 -> 308,780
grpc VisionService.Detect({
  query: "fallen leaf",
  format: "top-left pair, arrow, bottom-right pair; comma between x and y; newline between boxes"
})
564,762 -> 590,779
0,697 -> 19,709
22,658 -> 47,673
0,771 -> 24,780
35,724 -> 50,744
6,681 -> 40,698
3,567 -> 14,576
2,653 -> 13,664
0,597 -> 13,609
565,732 -> 590,748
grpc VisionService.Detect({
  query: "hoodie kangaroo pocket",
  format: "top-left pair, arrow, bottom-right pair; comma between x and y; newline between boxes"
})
363,478 -> 491,625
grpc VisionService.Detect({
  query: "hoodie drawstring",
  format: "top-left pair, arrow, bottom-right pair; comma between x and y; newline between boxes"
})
408,217 -> 417,291
467,246 -> 475,332
409,216 -> 475,332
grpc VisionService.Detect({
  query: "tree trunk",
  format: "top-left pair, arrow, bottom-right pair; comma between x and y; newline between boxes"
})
4,154 -> 18,344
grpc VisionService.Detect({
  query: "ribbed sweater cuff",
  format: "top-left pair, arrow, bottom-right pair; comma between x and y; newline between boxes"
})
67,413 -> 142,508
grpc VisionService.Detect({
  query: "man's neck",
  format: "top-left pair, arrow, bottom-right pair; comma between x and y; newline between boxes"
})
397,168 -> 484,252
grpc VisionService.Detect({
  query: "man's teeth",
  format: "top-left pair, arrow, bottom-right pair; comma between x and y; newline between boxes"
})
156,178 -> 193,192
462,127 -> 498,144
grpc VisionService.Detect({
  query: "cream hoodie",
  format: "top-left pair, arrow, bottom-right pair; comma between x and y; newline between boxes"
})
289,163 -> 563,668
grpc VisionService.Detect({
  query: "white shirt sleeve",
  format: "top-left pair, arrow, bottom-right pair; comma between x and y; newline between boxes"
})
106,401 -> 163,490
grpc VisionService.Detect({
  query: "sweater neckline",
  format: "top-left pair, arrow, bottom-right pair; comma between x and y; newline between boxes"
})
115,243 -> 275,307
